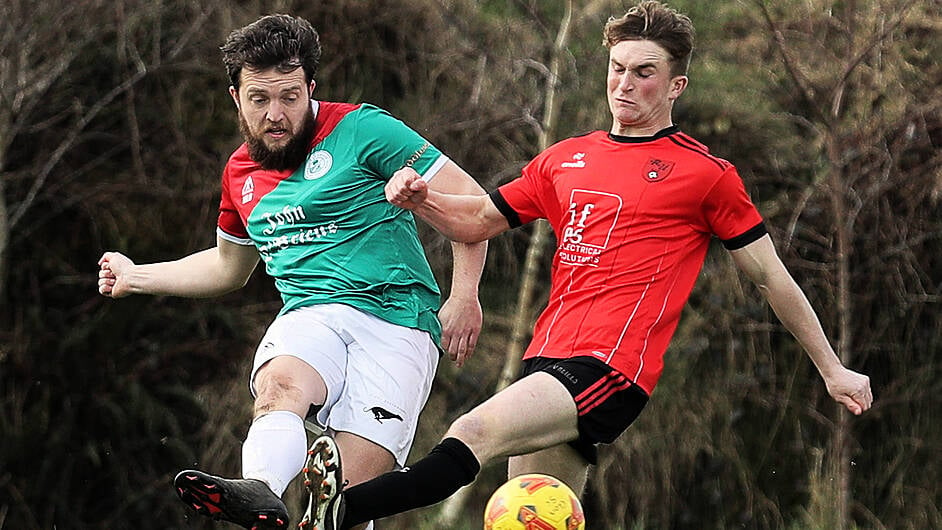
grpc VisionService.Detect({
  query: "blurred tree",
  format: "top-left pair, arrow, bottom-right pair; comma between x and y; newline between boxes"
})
0,0 -> 938,529
750,1 -> 940,528
0,1 -> 256,528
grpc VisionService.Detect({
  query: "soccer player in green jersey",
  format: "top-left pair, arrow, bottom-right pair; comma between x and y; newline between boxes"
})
97,14 -> 486,530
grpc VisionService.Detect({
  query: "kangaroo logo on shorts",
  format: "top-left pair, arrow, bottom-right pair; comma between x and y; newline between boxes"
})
366,406 -> 404,423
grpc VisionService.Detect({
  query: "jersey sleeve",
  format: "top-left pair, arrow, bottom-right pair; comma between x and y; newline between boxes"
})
702,166 -> 766,249
354,104 -> 448,181
492,150 -> 561,227
217,162 -> 253,245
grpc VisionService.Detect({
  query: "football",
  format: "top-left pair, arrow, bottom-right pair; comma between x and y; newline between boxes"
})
483,473 -> 586,530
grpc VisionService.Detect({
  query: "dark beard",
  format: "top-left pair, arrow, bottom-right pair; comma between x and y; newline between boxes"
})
240,108 -> 316,171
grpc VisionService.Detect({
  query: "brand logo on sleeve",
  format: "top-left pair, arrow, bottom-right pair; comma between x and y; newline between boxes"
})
241,176 -> 255,204
305,150 -> 332,180
404,142 -> 431,168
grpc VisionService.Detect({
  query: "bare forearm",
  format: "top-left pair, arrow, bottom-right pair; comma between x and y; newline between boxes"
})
385,163 -> 508,242
439,239 -> 486,366
759,276 -> 843,376
731,237 -> 841,375
414,191 -> 507,243
762,274 -> 873,414
120,247 -> 255,298
449,240 -> 487,298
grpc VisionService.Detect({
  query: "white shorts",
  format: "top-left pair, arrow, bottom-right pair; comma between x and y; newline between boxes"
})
250,303 -> 439,466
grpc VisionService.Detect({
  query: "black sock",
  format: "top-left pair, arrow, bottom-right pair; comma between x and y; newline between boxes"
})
340,437 -> 481,528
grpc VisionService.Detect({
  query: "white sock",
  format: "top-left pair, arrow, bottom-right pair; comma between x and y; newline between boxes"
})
241,410 -> 307,497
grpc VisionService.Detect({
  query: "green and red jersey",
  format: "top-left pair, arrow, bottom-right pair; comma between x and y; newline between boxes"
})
492,126 -> 766,395
217,101 -> 447,343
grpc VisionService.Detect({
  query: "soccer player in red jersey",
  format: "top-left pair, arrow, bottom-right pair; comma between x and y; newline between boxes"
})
303,2 -> 873,528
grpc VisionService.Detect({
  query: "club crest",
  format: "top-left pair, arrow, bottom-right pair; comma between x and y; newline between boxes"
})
305,150 -> 332,180
642,158 -> 675,182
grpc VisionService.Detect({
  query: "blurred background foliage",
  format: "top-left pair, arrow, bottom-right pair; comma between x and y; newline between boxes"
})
0,0 -> 939,529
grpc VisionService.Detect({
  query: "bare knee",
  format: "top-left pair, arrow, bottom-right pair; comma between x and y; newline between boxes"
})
253,358 -> 325,417
447,413 -> 485,444
445,413 -> 497,464
254,374 -> 299,415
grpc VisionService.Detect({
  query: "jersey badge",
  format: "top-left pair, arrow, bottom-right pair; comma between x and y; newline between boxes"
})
643,158 -> 675,182
241,176 -> 255,204
305,150 -> 333,180
561,152 -> 587,168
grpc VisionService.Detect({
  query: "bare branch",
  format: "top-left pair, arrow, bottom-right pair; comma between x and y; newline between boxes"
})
754,0 -> 830,126
830,0 -> 919,118
7,4 -> 217,230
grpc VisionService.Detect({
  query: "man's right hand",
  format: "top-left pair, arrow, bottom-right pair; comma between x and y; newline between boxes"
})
385,167 -> 429,210
823,366 -> 873,416
98,251 -> 134,298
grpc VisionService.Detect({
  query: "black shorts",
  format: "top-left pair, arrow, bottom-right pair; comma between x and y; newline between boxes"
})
521,356 -> 650,465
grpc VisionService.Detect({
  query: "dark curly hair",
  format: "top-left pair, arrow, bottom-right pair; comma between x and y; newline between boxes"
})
221,14 -> 321,91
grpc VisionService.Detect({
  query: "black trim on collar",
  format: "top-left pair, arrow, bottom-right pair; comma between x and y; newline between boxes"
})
608,125 -> 680,143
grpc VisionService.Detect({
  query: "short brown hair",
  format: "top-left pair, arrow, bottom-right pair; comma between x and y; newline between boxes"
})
603,1 -> 694,77
221,14 -> 321,91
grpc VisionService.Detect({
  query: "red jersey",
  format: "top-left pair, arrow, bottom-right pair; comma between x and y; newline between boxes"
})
493,127 -> 765,395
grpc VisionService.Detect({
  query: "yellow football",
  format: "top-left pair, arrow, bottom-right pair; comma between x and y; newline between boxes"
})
483,473 -> 586,530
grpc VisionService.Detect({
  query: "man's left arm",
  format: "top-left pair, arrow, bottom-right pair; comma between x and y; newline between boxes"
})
426,160 -> 487,367
730,234 -> 873,415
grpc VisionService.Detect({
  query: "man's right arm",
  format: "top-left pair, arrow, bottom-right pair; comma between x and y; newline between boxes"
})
385,166 -> 509,243
98,236 -> 259,299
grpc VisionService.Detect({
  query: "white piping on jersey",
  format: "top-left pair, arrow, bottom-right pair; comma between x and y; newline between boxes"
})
607,252 -> 662,369
217,226 -> 253,246
629,254 -> 678,383
420,155 -> 450,183
535,267 -> 576,357
535,242 -> 675,375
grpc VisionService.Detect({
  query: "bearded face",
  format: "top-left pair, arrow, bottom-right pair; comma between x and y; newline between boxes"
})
239,106 -> 315,171
232,66 -> 316,171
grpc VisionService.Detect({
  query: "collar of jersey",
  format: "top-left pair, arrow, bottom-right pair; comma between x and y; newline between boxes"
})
608,125 -> 679,143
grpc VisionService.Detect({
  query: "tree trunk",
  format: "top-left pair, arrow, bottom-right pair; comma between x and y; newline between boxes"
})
0,169 -> 7,308
497,220 -> 552,390
826,135 -> 853,530
500,0 -> 574,387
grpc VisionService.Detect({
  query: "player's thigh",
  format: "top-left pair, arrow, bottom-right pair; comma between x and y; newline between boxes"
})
448,372 -> 578,464
332,430 -> 397,487
249,308 -> 348,417
329,305 -> 439,467
507,444 -> 590,496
